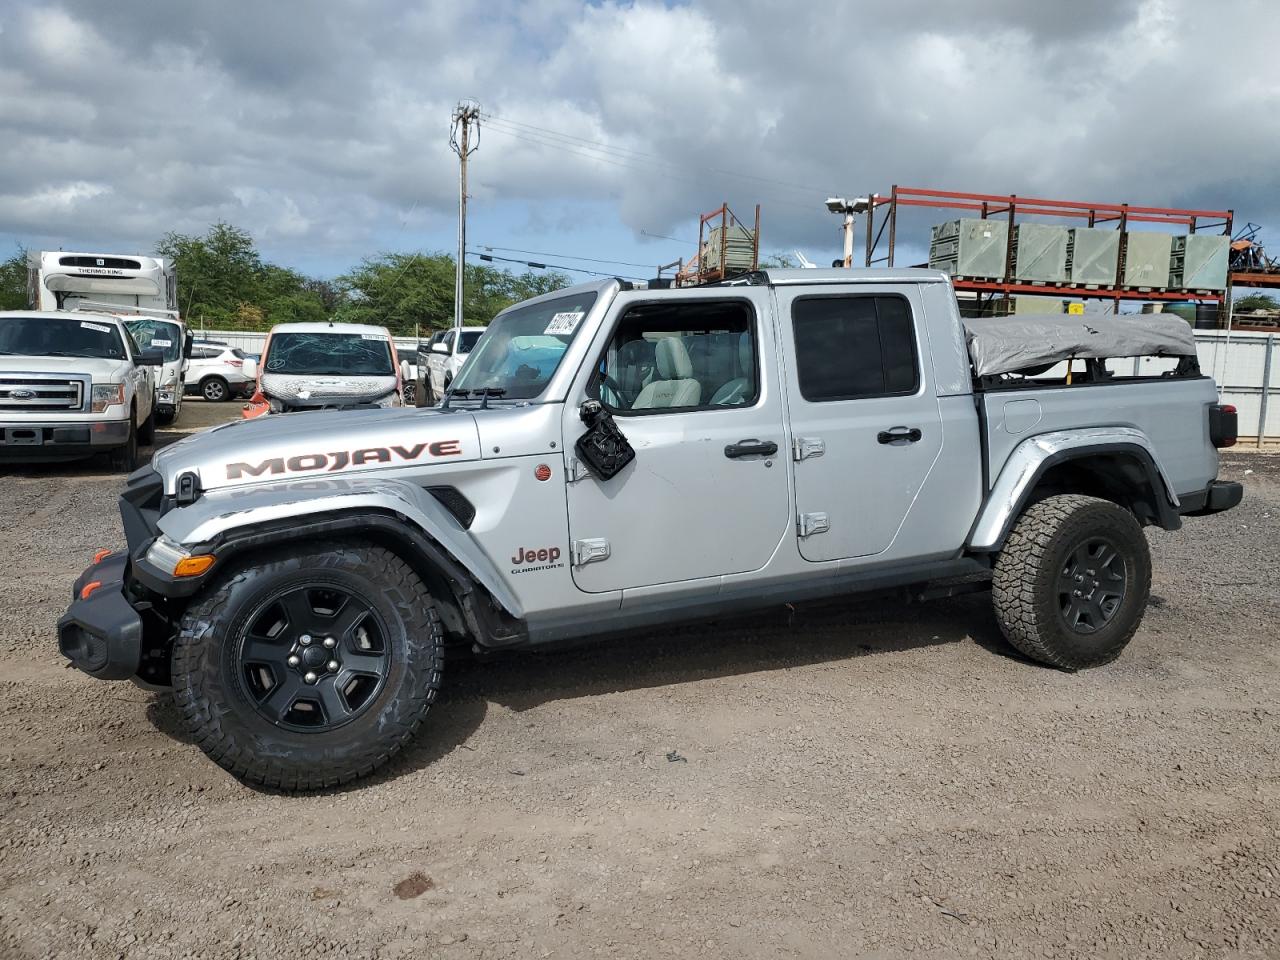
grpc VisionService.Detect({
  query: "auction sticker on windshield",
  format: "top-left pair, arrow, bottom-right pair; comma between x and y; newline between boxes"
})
80,321 -> 111,333
152,339 -> 172,347
360,333 -> 384,340
544,312 -> 584,335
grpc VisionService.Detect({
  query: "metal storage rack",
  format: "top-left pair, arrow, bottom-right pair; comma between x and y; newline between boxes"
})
856,186 -> 1233,313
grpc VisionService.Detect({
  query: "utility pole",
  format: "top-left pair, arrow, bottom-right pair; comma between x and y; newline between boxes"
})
449,101 -> 481,335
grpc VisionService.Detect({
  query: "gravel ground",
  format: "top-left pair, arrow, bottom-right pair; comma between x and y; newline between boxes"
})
1,404 -> 1278,959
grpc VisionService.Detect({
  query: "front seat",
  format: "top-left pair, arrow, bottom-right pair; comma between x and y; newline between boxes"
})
710,331 -> 753,405
631,337 -> 701,409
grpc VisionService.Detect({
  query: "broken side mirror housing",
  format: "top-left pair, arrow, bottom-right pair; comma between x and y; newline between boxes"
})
575,400 -> 635,481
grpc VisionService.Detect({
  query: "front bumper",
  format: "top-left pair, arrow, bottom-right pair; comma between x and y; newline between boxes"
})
1177,480 -> 1244,517
57,552 -> 144,680
0,418 -> 131,459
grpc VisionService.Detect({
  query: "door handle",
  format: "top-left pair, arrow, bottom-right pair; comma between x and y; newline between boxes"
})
877,426 -> 922,445
724,438 -> 778,459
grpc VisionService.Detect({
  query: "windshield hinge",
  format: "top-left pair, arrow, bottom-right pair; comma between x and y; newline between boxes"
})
566,458 -> 592,483
793,437 -> 825,462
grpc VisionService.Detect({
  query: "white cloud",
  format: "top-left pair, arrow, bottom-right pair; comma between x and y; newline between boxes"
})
0,0 -> 1276,272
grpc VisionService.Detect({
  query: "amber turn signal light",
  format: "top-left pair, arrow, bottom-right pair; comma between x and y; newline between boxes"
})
80,580 -> 103,600
92,548 -> 112,564
173,555 -> 216,578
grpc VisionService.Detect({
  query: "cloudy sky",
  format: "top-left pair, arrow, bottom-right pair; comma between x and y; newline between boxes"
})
0,0 -> 1275,280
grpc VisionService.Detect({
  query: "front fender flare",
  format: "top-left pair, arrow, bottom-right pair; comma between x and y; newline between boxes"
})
148,476 -> 524,622
968,427 -> 1180,552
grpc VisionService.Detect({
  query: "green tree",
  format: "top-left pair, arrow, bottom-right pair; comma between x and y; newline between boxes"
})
157,222 -> 327,329
1234,293 -> 1279,312
336,252 -> 568,336
0,246 -> 29,310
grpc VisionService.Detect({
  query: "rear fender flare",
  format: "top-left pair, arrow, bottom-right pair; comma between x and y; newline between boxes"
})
968,427 -> 1180,552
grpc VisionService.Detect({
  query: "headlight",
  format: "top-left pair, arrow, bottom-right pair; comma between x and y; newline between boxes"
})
374,390 -> 401,408
162,374 -> 178,389
91,383 -> 126,413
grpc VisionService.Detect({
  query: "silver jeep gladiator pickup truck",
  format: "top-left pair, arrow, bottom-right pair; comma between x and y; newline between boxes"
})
58,269 -> 1242,789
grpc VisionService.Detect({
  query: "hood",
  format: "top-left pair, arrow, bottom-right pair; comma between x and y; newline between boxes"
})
151,406 -> 483,494
0,355 -> 130,381
260,372 -> 398,405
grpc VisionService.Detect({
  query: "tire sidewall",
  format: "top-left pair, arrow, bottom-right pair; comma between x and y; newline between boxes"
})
1028,501 -> 1151,665
175,547 -> 441,779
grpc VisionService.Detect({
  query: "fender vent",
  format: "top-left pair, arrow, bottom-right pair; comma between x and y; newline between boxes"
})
426,486 -> 476,529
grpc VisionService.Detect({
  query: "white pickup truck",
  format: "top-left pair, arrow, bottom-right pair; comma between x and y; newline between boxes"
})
1,311 -> 162,469
58,269 -> 1241,788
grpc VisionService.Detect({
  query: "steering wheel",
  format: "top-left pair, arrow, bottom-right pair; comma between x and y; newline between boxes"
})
597,374 -> 629,409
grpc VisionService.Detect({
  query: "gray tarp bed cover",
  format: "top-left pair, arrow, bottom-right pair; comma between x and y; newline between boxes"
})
962,314 -> 1198,377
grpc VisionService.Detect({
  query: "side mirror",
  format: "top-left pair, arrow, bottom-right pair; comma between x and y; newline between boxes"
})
242,357 -> 258,378
399,359 -> 411,382
432,342 -> 449,354
137,348 -> 164,367
183,333 -> 194,359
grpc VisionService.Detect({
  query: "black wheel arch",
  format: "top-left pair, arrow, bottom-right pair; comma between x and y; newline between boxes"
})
136,509 -> 527,651
982,443 -> 1181,552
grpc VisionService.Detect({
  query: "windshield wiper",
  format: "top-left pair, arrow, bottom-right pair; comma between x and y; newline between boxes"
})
476,387 -> 506,410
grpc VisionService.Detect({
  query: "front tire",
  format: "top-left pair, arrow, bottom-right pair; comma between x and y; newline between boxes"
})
171,540 -> 445,789
138,407 -> 156,445
991,494 -> 1152,670
107,413 -> 138,471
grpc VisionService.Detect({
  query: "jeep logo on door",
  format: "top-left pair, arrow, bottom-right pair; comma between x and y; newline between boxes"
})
510,546 -> 564,574
225,440 -> 463,479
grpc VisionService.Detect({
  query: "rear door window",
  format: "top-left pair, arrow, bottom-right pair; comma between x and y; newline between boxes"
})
791,295 -> 919,401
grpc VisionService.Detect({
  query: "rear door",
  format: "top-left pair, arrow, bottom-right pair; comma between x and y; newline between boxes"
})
564,287 -> 791,593
777,285 -> 944,562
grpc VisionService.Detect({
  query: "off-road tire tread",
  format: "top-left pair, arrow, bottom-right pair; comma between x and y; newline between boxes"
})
171,540 -> 445,790
991,494 -> 1150,671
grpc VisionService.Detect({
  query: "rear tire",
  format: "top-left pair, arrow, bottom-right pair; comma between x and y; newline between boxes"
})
171,540 -> 445,790
156,409 -> 176,426
201,376 -> 229,402
991,494 -> 1151,670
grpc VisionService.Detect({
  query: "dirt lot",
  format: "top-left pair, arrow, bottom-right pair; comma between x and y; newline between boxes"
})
1,402 -> 1278,959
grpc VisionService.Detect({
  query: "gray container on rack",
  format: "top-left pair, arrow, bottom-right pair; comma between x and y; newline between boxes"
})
1169,234 -> 1229,291
1122,232 -> 1173,288
1065,228 -> 1121,285
929,219 -> 1008,279
1011,223 -> 1068,283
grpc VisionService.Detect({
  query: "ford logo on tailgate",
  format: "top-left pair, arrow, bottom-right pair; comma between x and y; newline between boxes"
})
9,389 -> 35,400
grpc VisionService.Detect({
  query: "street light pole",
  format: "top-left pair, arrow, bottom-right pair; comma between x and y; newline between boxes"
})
826,196 -> 871,269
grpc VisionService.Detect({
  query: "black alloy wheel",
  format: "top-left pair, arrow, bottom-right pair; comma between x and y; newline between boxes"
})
1057,536 -> 1127,634
235,584 -> 391,732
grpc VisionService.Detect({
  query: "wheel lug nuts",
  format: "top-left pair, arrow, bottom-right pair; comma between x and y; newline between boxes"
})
287,655 -> 300,667
327,660 -> 340,672
323,637 -> 336,649
303,671 -> 318,684
300,634 -> 313,646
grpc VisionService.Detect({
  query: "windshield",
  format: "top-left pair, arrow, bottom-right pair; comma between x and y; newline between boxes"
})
0,316 -> 125,360
124,319 -> 182,362
450,293 -> 598,400
263,332 -> 394,377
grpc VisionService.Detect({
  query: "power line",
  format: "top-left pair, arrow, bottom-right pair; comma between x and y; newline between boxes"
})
477,244 -> 659,269
642,229 -> 696,245
469,249 -> 646,281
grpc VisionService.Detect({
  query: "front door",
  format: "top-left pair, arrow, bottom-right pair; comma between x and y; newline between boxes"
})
776,285 -> 944,562
564,288 -> 791,594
